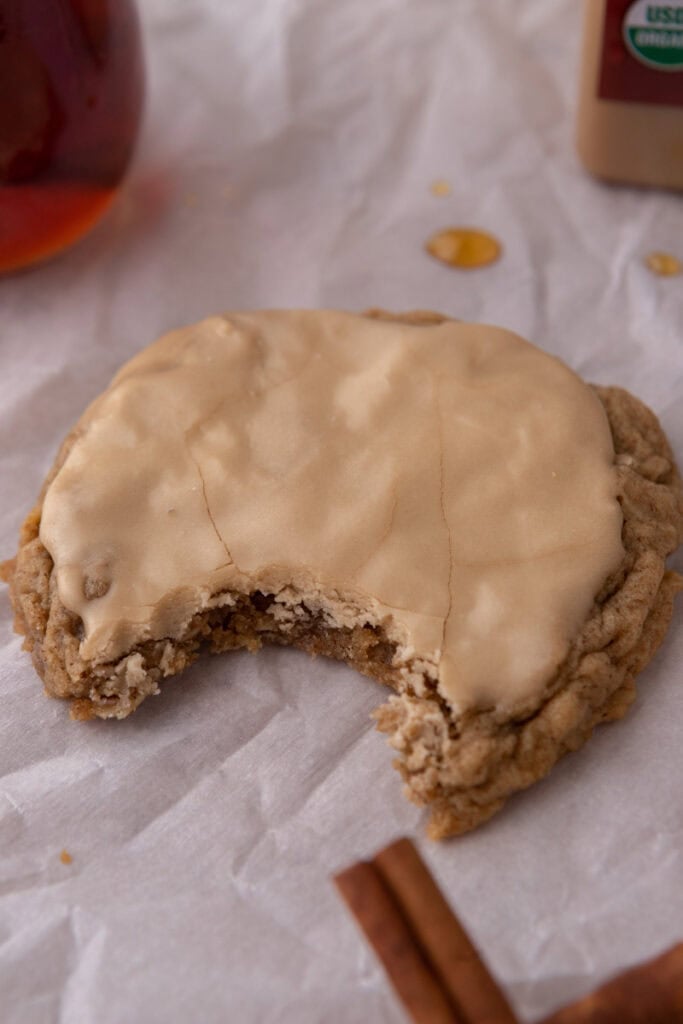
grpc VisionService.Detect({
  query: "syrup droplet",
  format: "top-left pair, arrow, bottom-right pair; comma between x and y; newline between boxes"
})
644,251 -> 681,277
426,227 -> 501,269
429,179 -> 452,197
60,849 -> 73,865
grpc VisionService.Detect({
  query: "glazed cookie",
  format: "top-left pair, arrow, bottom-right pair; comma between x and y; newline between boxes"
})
4,310 -> 682,837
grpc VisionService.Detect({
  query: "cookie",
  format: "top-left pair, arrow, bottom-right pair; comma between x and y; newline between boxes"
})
4,310 -> 682,837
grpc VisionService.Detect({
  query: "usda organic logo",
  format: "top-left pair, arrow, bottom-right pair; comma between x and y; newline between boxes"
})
623,1 -> 683,69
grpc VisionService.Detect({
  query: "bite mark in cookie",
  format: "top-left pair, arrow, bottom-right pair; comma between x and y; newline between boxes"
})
5,310 -> 682,837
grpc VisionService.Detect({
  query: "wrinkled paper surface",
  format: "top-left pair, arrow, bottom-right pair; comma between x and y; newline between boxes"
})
1,1 -> 682,1021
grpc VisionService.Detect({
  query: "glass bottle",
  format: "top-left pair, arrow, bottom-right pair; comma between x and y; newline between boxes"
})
576,0 -> 683,190
0,0 -> 144,273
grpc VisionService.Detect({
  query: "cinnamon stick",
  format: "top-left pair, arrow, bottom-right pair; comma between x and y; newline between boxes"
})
373,838 -> 517,1024
334,838 -> 519,1024
334,859 -> 459,1024
538,941 -> 683,1024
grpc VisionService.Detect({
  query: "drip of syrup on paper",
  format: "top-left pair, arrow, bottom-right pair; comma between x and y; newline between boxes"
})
429,179 -> 452,197
425,228 -> 501,270
644,251 -> 681,277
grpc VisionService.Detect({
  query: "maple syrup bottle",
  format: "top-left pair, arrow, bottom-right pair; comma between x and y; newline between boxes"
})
0,0 -> 144,273
577,0 -> 683,189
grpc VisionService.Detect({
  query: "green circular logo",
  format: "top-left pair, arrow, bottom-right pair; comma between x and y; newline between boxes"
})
623,1 -> 683,70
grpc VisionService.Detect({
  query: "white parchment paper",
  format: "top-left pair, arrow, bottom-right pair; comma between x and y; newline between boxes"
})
1,1 -> 682,1021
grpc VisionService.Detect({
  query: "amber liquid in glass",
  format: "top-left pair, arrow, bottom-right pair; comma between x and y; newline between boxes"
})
0,0 -> 144,273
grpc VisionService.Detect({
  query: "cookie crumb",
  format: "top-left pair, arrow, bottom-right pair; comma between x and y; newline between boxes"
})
59,849 -> 73,865
644,251 -> 681,277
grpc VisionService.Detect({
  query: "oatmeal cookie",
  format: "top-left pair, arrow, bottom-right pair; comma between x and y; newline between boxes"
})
4,311 -> 681,837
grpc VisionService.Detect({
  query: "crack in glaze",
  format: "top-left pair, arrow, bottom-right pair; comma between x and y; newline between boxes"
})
184,442 -> 235,568
435,380 -> 453,663
182,401 -> 238,570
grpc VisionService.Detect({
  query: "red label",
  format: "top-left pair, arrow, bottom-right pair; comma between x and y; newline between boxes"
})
598,0 -> 683,106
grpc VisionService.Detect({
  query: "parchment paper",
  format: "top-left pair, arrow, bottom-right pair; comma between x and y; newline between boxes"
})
1,1 -> 682,1021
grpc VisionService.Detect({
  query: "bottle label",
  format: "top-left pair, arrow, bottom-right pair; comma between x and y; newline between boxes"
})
598,0 -> 683,106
